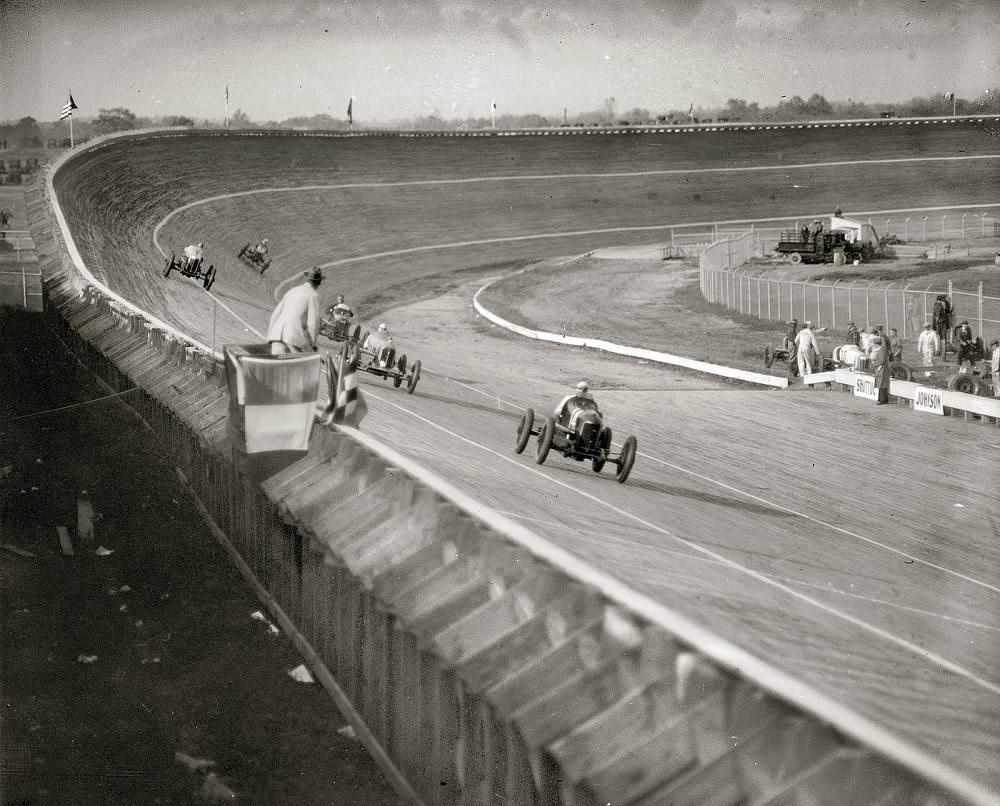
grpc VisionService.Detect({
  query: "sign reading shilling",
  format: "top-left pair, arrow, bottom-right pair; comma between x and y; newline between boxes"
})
913,386 -> 945,416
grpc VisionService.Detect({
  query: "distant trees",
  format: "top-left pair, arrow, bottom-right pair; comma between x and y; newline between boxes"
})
162,115 -> 195,127
227,109 -> 254,128
13,116 -> 42,148
93,108 -> 138,134
724,98 -> 761,121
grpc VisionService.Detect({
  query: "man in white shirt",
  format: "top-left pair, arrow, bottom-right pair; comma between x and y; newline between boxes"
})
916,322 -> 940,367
794,321 -> 818,376
267,267 -> 323,354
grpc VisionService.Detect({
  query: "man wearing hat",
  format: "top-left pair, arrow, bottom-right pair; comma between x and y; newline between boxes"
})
266,267 -> 323,354
794,320 -> 818,377
916,321 -> 939,367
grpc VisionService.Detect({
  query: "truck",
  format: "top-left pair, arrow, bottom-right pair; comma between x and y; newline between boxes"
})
775,215 -> 881,265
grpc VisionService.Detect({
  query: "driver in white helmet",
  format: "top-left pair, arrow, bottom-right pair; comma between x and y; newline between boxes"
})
554,381 -> 601,429
363,323 -> 395,367
182,241 -> 204,268
252,237 -> 269,258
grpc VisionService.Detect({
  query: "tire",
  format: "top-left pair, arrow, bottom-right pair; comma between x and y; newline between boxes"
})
615,436 -> 637,483
789,252 -> 803,265
535,417 -> 555,464
238,243 -> 249,258
406,360 -> 420,394
592,426 -> 612,472
515,408 -> 534,454
948,373 -> 981,395
397,354 -> 407,374
350,325 -> 362,345
259,260 -> 270,275
763,345 -> 774,368
203,265 -> 216,291
164,256 -> 174,277
888,362 -> 912,381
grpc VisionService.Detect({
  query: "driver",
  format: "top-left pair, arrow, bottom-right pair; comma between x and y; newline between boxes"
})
329,294 -> 354,321
252,237 -> 269,257
183,242 -> 204,268
554,381 -> 601,429
364,323 -> 395,366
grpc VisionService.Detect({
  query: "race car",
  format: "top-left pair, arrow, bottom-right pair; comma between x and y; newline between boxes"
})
319,300 -> 364,345
514,404 -> 637,483
163,252 -> 216,290
346,332 -> 420,394
237,241 -> 271,274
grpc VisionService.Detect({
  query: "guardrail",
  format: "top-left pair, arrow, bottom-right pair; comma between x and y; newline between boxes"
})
31,131 -> 999,805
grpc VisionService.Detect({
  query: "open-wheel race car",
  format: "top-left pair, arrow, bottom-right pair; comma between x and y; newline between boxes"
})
236,242 -> 271,274
514,404 -> 637,483
346,337 -> 421,394
319,306 -> 365,345
163,253 -> 216,290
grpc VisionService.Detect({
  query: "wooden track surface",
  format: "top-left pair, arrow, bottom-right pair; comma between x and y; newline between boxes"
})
51,128 -> 1000,797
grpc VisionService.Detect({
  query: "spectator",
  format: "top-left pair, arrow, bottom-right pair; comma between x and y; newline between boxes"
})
859,326 -> 875,353
955,320 -> 977,367
932,294 -> 952,350
887,328 -> 902,362
266,267 -> 323,354
869,336 -> 890,405
916,322 -> 940,367
991,339 -> 1000,398
794,320 -> 818,377
846,321 -> 860,347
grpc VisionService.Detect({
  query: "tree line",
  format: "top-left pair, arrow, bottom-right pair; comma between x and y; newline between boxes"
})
4,88 -> 1000,146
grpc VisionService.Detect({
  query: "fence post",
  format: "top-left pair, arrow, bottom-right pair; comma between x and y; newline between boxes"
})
941,213 -> 947,240
847,280 -> 853,323
979,282 -> 984,338
831,280 -> 839,330
961,213 -> 967,239
776,281 -> 780,323
866,282 -> 873,329
757,276 -> 762,319
884,287 -> 890,332
904,216 -> 910,241
982,213 -> 988,238
816,284 -> 821,326
922,216 -> 928,241
902,283 -> 911,339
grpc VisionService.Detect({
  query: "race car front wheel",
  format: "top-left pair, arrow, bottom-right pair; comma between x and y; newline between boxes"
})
515,408 -> 534,454
535,417 -> 554,464
615,436 -> 637,483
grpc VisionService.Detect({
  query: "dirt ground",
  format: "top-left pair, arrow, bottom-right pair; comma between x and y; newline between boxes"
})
0,307 -> 402,806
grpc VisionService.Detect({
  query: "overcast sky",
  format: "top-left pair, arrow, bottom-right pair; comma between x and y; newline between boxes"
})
2,0 -> 997,123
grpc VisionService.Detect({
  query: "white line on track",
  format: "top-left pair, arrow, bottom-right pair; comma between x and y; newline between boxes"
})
364,385 -> 1000,695
206,291 -> 264,339
431,373 -> 1000,596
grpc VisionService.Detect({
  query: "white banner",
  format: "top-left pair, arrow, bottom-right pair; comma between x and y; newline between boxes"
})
913,385 -> 945,415
853,374 -> 878,400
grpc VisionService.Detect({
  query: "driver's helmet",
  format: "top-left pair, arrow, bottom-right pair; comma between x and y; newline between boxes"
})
262,238 -> 268,245
336,294 -> 345,303
576,381 -> 589,394
198,242 -> 204,248
378,323 -> 388,332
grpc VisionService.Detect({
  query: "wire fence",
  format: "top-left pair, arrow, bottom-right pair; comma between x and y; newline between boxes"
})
697,211 -> 1000,344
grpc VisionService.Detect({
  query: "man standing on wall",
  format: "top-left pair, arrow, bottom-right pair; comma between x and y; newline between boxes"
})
267,267 -> 323,355
794,320 -> 818,377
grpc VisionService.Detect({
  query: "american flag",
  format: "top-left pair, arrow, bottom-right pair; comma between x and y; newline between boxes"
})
60,94 -> 78,121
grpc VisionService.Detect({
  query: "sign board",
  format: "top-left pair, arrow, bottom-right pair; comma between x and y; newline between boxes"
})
913,385 -> 945,415
852,374 -> 878,401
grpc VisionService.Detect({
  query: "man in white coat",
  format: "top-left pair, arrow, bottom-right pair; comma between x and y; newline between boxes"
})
267,267 -> 323,354
916,322 -> 940,368
794,321 -> 818,376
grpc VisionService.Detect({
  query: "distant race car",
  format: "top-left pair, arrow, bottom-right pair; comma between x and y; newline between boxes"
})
514,403 -> 637,483
237,242 -> 271,274
163,252 -> 216,290
346,336 -> 420,394
319,305 -> 364,345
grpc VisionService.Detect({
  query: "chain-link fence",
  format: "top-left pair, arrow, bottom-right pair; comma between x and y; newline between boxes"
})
698,211 -> 1000,344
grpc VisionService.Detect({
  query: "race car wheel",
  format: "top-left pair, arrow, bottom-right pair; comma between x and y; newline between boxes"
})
888,362 -> 912,382
203,265 -> 216,291
515,408 -> 534,454
592,426 -> 612,472
238,243 -> 250,258
259,260 -> 270,275
397,354 -> 407,374
393,373 -> 403,388
406,360 -> 421,394
615,436 -> 637,483
948,373 -> 981,395
763,345 -> 774,368
164,256 -> 174,277
535,417 -> 555,464
789,252 -> 803,265
350,325 -> 362,345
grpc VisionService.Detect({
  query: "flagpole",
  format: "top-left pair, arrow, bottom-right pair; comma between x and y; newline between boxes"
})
69,114 -> 74,149
225,85 -> 230,128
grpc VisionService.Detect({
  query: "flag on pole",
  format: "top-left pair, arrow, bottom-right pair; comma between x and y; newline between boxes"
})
318,349 -> 367,428
60,94 -> 78,121
347,97 -> 353,125
688,102 -> 694,117
944,92 -> 955,100
491,101 -> 497,111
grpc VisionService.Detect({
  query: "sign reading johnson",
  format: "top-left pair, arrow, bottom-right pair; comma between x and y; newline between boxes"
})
853,374 -> 878,401
913,385 -> 945,415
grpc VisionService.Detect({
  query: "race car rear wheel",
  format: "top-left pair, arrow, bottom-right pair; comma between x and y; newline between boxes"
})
350,325 -> 362,345
164,256 -> 174,277
888,361 -> 912,381
948,373 -> 981,395
238,243 -> 250,258
763,345 -> 774,368
203,265 -> 216,291
406,360 -> 421,394
592,426 -> 612,472
515,408 -> 534,454
535,417 -> 555,464
397,354 -> 407,374
615,436 -> 637,483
